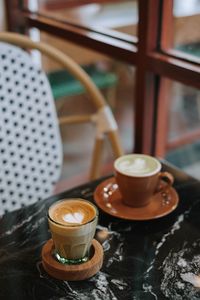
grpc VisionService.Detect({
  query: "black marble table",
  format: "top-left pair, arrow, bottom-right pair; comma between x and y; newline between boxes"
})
1,162 -> 200,300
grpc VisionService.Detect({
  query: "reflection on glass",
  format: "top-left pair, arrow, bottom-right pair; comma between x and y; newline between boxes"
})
173,0 -> 200,59
168,82 -> 200,140
166,80 -> 200,179
23,0 -> 138,38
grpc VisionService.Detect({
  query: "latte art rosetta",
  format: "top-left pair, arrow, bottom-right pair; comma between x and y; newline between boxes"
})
118,158 -> 151,175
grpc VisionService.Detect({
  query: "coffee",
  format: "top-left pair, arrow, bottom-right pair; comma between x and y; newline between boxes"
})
48,198 -> 98,264
115,154 -> 160,177
114,154 -> 174,207
49,199 -> 96,225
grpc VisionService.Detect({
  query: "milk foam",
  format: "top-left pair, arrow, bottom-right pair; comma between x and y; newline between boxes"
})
63,212 -> 84,224
119,158 -> 151,175
115,154 -> 161,177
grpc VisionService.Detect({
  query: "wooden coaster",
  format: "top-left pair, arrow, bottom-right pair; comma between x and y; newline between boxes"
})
42,239 -> 103,281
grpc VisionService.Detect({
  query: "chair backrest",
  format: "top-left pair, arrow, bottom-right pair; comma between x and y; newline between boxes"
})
0,32 -> 124,215
0,41 -> 63,215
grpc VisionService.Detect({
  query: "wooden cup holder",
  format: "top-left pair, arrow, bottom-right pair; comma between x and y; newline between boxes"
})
42,239 -> 103,281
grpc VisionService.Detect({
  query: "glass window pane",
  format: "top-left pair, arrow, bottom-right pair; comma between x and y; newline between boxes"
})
168,82 -> 200,140
173,0 -> 200,60
166,80 -> 200,179
22,0 -> 138,40
0,0 -> 6,31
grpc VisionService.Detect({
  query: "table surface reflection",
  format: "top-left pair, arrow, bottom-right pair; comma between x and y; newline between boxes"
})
1,162 -> 200,299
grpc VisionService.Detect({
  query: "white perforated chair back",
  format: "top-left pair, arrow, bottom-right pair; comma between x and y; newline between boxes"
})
0,42 -> 63,215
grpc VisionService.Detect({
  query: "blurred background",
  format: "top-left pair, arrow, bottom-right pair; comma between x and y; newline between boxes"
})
1,0 -> 200,187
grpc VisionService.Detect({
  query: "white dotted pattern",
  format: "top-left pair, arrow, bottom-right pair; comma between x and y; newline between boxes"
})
0,42 -> 63,215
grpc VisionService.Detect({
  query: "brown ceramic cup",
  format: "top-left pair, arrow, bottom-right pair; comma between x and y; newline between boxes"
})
114,154 -> 174,208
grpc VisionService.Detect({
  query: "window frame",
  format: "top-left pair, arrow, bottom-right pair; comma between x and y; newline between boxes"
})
4,0 -> 200,157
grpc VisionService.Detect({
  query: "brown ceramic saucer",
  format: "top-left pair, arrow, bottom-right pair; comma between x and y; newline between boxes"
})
94,177 -> 179,221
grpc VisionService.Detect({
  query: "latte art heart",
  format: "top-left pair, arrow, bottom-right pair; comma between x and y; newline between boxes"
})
49,199 -> 97,226
63,212 -> 84,224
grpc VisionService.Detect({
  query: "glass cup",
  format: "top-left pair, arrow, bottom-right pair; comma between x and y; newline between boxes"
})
48,198 -> 98,264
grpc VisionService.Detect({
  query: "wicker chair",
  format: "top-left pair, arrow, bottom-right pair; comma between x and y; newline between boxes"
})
0,32 -> 123,214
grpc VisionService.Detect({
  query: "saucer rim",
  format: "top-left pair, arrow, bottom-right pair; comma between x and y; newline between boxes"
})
93,177 -> 179,221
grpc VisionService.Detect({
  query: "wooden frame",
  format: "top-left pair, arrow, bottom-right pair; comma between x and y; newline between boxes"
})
152,0 -> 200,156
25,13 -> 138,64
4,0 -> 200,158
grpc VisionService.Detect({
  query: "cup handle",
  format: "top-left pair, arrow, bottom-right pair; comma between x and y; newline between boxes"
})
157,171 -> 174,192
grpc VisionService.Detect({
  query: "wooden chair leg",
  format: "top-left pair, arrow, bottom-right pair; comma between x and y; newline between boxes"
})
89,136 -> 104,180
107,130 -> 124,158
105,86 -> 117,109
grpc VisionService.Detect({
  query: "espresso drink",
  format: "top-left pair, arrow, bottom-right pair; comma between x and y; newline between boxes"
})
114,154 -> 173,207
48,198 -> 98,264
